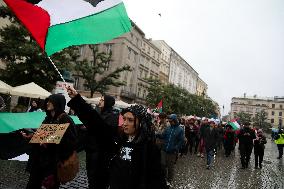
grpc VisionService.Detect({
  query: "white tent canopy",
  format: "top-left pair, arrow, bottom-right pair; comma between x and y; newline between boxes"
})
10,82 -> 51,99
0,80 -> 12,94
85,97 -> 130,108
86,97 -> 101,104
115,100 -> 130,108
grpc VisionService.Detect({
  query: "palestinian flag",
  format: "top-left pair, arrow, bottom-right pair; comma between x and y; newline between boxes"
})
156,99 -> 163,113
0,112 -> 82,133
3,0 -> 132,56
228,120 -> 240,131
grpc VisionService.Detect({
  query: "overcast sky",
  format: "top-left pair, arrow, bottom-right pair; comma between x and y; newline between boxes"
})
123,0 -> 284,116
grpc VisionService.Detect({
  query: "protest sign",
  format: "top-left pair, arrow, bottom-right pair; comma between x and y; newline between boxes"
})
29,123 -> 70,144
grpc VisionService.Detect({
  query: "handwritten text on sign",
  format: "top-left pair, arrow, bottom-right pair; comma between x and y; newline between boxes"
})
29,123 -> 70,144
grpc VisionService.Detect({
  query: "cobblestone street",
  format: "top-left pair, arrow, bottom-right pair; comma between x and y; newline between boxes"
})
0,137 -> 283,189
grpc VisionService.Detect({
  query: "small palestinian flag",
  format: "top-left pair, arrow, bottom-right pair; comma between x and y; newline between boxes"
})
4,0 -> 132,56
156,99 -> 163,113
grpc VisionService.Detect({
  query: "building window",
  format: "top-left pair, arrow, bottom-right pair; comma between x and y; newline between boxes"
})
128,47 -> 131,60
272,111 -> 275,116
137,88 -> 141,97
105,44 -> 112,54
271,119 -> 274,123
143,90 -> 146,98
134,52 -> 138,63
272,104 -> 275,108
280,105 -> 283,109
80,46 -> 85,56
74,77 -> 79,89
105,61 -> 110,71
280,112 -> 283,116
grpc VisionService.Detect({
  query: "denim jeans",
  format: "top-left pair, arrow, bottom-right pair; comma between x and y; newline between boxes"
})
206,149 -> 214,166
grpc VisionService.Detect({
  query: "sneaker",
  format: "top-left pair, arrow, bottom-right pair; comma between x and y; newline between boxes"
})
197,153 -> 201,157
206,165 -> 210,170
166,181 -> 173,188
277,156 -> 282,159
201,154 -> 204,158
259,164 -> 262,169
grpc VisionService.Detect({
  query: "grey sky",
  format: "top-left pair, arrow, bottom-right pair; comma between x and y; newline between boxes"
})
123,0 -> 284,116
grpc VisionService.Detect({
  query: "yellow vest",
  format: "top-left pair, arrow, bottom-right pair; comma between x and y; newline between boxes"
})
275,133 -> 284,145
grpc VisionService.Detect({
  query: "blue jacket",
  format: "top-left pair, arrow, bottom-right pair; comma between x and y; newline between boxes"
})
157,124 -> 184,153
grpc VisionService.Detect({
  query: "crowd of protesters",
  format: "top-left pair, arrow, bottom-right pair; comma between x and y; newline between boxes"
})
17,87 -> 284,189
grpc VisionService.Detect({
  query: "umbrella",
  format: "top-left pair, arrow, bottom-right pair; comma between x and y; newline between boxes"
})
0,80 -> 12,94
228,121 -> 241,131
10,82 -> 51,99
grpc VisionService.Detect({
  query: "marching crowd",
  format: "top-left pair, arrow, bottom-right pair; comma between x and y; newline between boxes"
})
18,87 -> 284,189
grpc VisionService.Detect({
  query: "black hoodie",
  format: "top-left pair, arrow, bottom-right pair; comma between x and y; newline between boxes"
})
27,94 -> 77,188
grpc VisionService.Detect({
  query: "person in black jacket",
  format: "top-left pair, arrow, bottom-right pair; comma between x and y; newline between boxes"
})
85,95 -> 118,189
203,119 -> 219,169
223,125 -> 236,157
237,122 -> 256,169
22,94 -> 77,189
67,86 -> 167,189
253,129 -> 267,169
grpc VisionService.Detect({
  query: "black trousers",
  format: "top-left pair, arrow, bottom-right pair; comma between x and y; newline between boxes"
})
277,144 -> 284,157
86,151 -> 109,189
240,145 -> 253,168
254,150 -> 264,167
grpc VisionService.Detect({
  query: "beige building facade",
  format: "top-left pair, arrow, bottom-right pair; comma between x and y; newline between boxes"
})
230,96 -> 284,128
196,77 -> 208,97
151,40 -> 170,84
74,22 -> 161,105
169,50 -> 199,95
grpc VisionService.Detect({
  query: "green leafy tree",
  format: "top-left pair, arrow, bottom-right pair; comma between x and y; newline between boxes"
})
146,82 -> 218,117
235,111 -> 252,125
74,45 -> 131,97
145,78 -> 163,108
0,6 -> 76,91
253,110 -> 271,130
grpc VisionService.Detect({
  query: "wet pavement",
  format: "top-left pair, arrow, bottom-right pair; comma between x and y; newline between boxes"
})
0,136 -> 283,189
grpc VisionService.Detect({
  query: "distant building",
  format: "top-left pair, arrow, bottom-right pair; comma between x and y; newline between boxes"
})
169,49 -> 198,94
74,21 -> 161,105
230,95 -> 284,127
196,77 -> 208,97
151,40 -> 171,84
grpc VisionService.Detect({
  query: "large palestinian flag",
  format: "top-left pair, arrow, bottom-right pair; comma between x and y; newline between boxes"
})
3,0 -> 132,56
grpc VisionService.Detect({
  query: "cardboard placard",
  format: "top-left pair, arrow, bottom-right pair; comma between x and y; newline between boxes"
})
29,123 -> 70,144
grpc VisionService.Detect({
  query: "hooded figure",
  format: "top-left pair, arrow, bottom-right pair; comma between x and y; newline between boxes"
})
67,88 -> 167,189
24,94 -> 77,189
71,94 -> 118,189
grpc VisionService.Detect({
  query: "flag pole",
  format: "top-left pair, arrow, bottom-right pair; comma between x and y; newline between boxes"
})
47,56 -> 66,83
